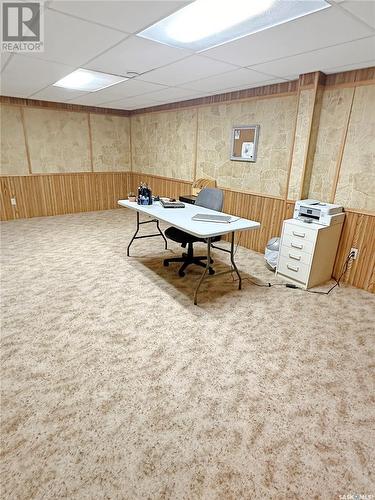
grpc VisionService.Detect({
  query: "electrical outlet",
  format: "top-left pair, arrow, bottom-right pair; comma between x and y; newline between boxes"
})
10,197 -> 16,206
350,247 -> 359,260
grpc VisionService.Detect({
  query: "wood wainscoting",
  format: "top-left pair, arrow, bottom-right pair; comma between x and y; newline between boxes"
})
1,172 -> 373,292
131,172 -> 193,200
221,189 -> 285,253
0,172 -> 131,221
130,174 -> 285,254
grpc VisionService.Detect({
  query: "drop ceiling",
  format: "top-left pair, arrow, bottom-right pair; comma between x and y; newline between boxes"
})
0,0 -> 374,110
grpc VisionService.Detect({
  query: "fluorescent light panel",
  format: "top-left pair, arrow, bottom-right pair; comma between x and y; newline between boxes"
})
53,69 -> 127,92
138,0 -> 331,51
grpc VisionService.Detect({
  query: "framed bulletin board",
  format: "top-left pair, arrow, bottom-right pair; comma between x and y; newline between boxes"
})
230,125 -> 260,162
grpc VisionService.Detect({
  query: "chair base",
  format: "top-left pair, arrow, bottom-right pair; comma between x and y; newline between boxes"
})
163,252 -> 215,277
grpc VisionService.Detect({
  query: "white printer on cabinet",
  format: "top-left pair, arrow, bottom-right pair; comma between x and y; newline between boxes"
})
293,199 -> 345,226
277,200 -> 345,289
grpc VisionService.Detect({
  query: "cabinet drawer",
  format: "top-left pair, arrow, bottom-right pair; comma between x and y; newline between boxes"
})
278,257 -> 309,284
281,233 -> 315,255
283,223 -> 316,243
280,246 -> 311,266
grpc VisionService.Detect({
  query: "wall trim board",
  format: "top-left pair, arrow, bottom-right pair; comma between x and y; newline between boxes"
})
298,71 -> 326,200
218,184 -> 284,201
131,171 -> 192,185
329,86 -> 356,203
0,95 -> 131,117
325,66 -> 375,87
19,106 -> 32,175
283,78 -> 301,215
129,114 -> 133,173
131,81 -> 298,115
326,79 -> 375,90
87,113 -> 94,172
344,207 -> 375,217
192,109 -> 199,182
131,172 -> 193,201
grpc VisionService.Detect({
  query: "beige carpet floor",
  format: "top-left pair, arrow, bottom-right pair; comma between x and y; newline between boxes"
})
1,209 -> 374,500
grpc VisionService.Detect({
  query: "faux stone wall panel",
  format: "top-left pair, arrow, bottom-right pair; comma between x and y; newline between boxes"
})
309,88 -> 354,202
131,109 -> 197,181
90,114 -> 130,172
196,95 -> 297,197
0,104 -> 29,175
287,89 -> 314,200
24,108 -> 91,173
335,85 -> 375,212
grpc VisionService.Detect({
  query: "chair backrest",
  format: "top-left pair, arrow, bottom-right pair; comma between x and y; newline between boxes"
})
195,188 -> 224,212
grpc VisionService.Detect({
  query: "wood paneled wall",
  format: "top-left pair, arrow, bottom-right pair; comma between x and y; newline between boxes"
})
132,174 -> 285,253
221,189 -> 285,253
131,172 -> 193,200
333,210 -> 374,292
0,171 -> 373,292
0,172 -> 130,220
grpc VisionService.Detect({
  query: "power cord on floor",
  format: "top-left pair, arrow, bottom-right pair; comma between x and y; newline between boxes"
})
292,250 -> 354,295
228,250 -> 355,295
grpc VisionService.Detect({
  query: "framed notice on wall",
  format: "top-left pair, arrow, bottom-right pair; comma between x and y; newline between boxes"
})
230,125 -> 260,162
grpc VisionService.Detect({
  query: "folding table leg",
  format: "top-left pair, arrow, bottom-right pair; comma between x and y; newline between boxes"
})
127,211 -> 168,257
194,237 -> 211,305
230,232 -> 242,290
127,212 -> 140,256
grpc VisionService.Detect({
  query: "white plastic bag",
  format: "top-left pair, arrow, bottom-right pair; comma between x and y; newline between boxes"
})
265,247 -> 278,270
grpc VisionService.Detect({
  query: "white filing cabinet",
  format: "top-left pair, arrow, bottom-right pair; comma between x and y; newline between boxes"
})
276,218 -> 344,289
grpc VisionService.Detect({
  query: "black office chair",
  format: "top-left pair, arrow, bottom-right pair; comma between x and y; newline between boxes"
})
163,188 -> 224,277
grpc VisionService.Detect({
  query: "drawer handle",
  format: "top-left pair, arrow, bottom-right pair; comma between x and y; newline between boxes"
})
292,231 -> 305,238
291,242 -> 303,250
287,264 -> 299,272
289,253 -> 301,261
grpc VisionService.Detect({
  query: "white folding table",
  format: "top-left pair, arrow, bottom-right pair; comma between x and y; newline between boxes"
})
118,199 -> 260,305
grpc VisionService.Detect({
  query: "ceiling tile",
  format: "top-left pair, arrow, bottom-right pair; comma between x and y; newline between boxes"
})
48,1 -> 190,34
104,95 -> 161,110
147,87 -> 200,102
201,5 -> 374,67
67,79 -> 167,105
250,36 -> 375,78
340,1 -> 375,29
27,9 -> 127,67
0,55 -> 75,97
85,36 -> 191,76
222,78 -> 291,93
1,53 -> 12,71
180,68 -> 282,93
31,86 -> 87,102
138,55 -> 238,86
320,59 -> 375,74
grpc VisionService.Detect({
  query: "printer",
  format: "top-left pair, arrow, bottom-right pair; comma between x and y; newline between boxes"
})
294,199 -> 345,226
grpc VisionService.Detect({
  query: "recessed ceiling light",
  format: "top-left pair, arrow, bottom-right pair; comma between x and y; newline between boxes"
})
53,69 -> 127,92
138,0 -> 331,51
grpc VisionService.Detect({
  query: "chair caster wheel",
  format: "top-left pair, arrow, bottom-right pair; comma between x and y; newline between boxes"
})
178,270 -> 186,277
208,267 -> 215,275
163,261 -> 169,267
